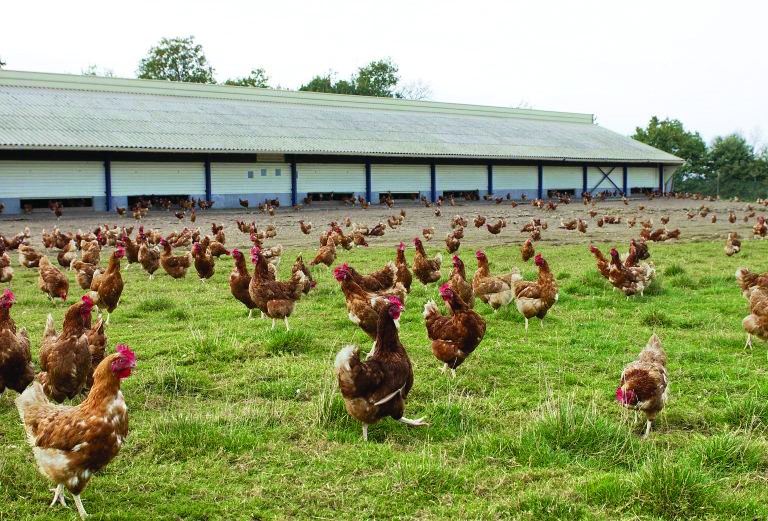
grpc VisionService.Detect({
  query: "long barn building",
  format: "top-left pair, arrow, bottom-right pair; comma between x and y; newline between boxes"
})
0,70 -> 682,214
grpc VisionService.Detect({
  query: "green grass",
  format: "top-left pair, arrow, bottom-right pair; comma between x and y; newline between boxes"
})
1,240 -> 768,520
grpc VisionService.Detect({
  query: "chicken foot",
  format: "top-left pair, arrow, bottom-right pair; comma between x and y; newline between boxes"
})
49,484 -> 66,507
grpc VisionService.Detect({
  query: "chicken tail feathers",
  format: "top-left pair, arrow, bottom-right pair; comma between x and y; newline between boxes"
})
334,344 -> 360,374
43,313 -> 56,340
423,299 -> 440,320
15,380 -> 47,424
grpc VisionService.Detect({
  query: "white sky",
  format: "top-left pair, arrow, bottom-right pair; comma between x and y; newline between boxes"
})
1,0 -> 766,145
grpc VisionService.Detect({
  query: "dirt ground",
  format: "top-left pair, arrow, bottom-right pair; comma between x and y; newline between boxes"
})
1,197 -> 765,251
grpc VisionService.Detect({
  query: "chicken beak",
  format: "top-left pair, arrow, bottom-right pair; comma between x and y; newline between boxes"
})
393,318 -> 400,330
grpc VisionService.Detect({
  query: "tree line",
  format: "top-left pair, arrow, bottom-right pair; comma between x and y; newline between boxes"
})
633,117 -> 768,199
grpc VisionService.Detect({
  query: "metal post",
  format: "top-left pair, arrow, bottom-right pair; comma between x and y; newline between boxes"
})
658,164 -> 664,193
487,164 -> 493,195
365,162 -> 372,203
537,164 -> 543,199
582,165 -> 588,194
622,165 -> 628,196
430,163 -> 437,203
204,157 -> 212,201
291,162 -> 298,206
104,159 -> 112,212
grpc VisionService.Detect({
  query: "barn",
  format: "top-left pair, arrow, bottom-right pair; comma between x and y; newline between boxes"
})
0,70 -> 682,214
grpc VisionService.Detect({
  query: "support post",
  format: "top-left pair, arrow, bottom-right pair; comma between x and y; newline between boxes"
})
430,163 -> 437,203
582,165 -> 588,194
291,162 -> 298,206
365,162 -> 372,203
487,164 -> 493,195
104,158 -> 112,212
622,165 -> 628,196
658,164 -> 664,193
537,164 -> 543,199
204,156 -> 212,201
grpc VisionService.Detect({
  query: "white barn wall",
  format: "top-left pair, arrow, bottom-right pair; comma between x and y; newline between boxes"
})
297,164 -> 365,193
492,165 -> 538,199
544,166 -> 582,190
437,165 -> 486,192
211,162 -> 292,207
371,164 -> 431,194
628,167 -> 657,191
0,161 -> 104,198
111,162 -> 205,196
587,167 -> 622,192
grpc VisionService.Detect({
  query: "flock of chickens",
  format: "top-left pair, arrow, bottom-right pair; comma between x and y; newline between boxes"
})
1,192 -> 768,519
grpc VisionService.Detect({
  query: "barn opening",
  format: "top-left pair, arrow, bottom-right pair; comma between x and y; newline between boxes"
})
443,190 -> 480,201
127,195 -> 190,207
547,189 -> 575,197
19,197 -> 93,210
378,192 -> 419,202
306,192 -> 353,202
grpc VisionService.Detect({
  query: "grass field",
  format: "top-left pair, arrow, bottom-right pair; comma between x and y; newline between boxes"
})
1,239 -> 767,520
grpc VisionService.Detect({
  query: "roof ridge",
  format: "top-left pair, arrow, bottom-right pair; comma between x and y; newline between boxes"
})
0,69 -> 594,124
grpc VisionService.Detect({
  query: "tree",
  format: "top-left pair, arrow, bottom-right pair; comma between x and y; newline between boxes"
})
632,117 -> 708,192
299,58 -> 401,97
224,68 -> 270,88
707,134 -> 767,198
397,79 -> 433,101
81,65 -> 115,77
0,56 -> 5,69
137,36 -> 215,84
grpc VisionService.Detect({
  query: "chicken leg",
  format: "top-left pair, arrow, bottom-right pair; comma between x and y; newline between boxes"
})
49,484 -> 66,507
248,309 -> 253,319
642,419 -> 653,438
284,317 -> 290,331
362,423 -> 369,441
73,494 -> 88,519
745,334 -> 753,349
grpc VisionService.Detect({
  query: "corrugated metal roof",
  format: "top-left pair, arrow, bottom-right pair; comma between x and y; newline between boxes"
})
0,70 -> 682,164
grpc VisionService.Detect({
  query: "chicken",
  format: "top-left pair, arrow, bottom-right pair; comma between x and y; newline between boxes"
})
84,315 -> 106,390
0,247 -> 13,284
38,256 -> 69,302
735,267 -> 768,298
608,247 -> 655,297
69,260 -> 97,291
135,233 -> 159,280
743,286 -> 768,348
448,254 -> 474,308
0,290 -> 34,395
299,220 -> 312,234
589,245 -> 611,279
333,264 -> 407,343
616,334 -> 668,437
423,284 -> 486,377
89,247 -> 125,324
57,240 -> 78,269
394,242 -> 412,293
248,247 -> 306,330
16,344 -> 135,519
19,244 -> 43,268
334,296 -> 425,441
309,238 -> 336,268
120,233 -> 140,268
474,215 -> 487,228
513,253 -> 558,330
725,232 -> 742,256
159,239 -> 191,279
38,296 -> 95,403
412,237 -> 442,285
422,227 -> 435,241
191,242 -> 215,282
559,218 -> 577,230
344,262 -> 397,292
753,215 -> 767,239
292,255 -> 316,294
228,249 -> 259,319
80,240 -> 101,265
486,219 -> 506,234
445,231 -> 461,253
472,250 -> 521,310
521,238 -> 535,262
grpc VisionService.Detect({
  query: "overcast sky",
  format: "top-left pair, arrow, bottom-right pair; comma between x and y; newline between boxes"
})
2,0 -> 765,146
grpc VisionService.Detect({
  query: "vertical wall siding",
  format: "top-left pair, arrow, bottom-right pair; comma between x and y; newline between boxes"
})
297,164 -> 365,192
370,164 -> 431,192
587,167 -> 622,192
543,166 -> 582,189
628,167 -> 658,189
436,165 -> 486,191
0,161 -> 104,198
111,162 -> 205,196
211,162 -> 291,194
493,166 -> 538,189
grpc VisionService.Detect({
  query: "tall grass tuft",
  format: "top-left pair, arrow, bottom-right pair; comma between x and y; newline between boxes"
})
634,456 -> 717,519
265,329 -> 315,355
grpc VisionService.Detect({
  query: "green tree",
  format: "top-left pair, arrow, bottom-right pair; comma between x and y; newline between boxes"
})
0,56 -> 5,69
224,68 -> 270,88
299,58 -> 401,97
707,134 -> 767,198
137,36 -> 215,83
